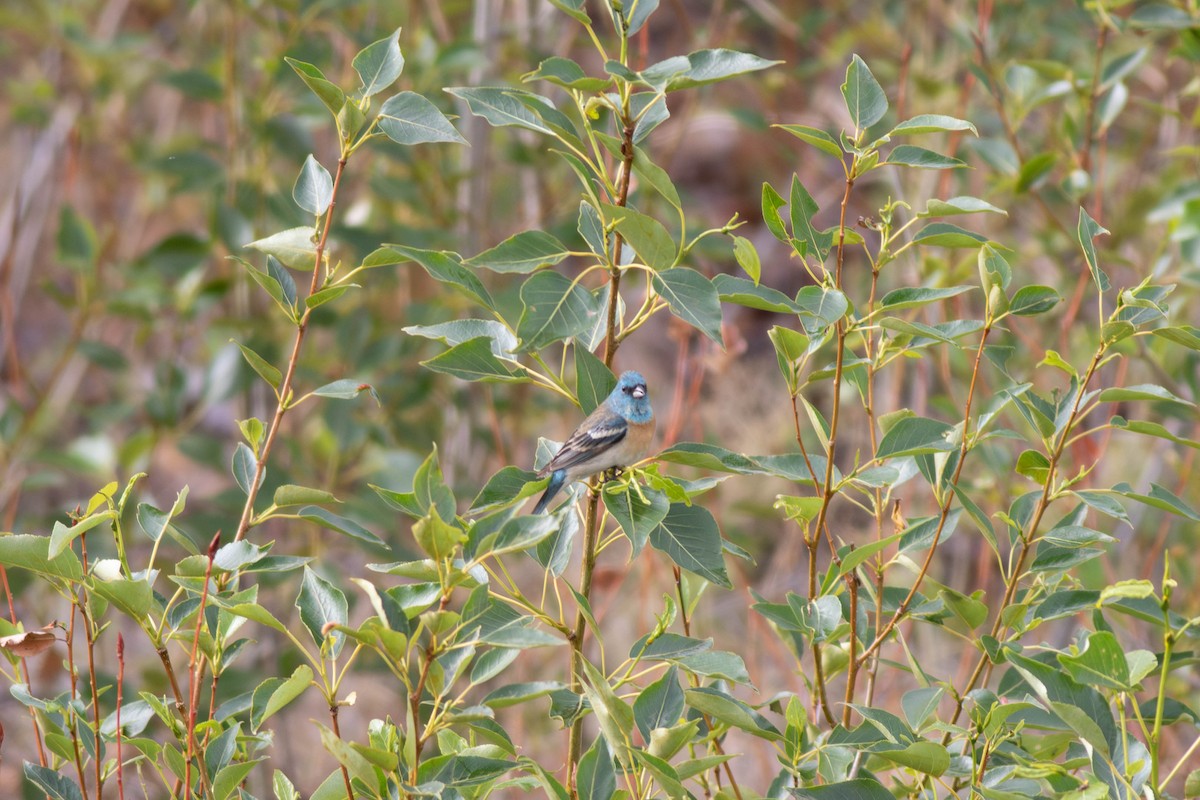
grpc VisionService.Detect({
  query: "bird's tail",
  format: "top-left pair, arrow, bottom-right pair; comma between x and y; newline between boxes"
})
533,471 -> 566,514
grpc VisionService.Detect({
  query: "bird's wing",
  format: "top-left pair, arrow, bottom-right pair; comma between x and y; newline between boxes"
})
539,415 -> 628,475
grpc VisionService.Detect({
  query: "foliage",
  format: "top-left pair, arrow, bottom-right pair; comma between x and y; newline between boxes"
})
2,1 -> 1200,799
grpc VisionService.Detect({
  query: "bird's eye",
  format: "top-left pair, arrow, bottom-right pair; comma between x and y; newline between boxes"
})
623,386 -> 631,393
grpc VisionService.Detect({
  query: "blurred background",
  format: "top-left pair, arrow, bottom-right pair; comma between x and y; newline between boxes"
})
2,0 -> 1198,793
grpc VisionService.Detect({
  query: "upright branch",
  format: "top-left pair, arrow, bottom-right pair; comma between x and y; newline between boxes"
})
232,156 -> 349,544
566,102 -> 637,797
948,341 -> 1108,730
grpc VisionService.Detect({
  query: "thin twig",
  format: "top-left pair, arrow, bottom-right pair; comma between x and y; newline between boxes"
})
116,634 -> 126,800
185,532 -> 221,798
78,532 -> 104,800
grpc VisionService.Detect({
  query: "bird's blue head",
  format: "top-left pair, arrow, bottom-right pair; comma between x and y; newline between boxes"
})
609,370 -> 653,423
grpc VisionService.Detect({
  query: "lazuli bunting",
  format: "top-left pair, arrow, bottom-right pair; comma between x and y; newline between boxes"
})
532,370 -> 656,514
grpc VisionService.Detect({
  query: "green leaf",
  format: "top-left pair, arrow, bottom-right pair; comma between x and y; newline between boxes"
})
58,205 -> 97,269
445,86 -> 552,134
603,485 -> 669,558
267,256 -> 298,308
890,114 -> 978,136
1077,207 -> 1111,292
316,723 -> 376,789
469,466 -> 541,512
872,741 -> 951,776
683,686 -> 782,741
235,342 -> 281,391
524,56 -> 610,91
1110,417 -> 1200,451
405,319 -> 516,358
1098,383 -> 1195,408
774,124 -> 842,157
1073,489 -> 1131,526
1058,632 -> 1132,690
517,271 -> 601,351
474,514 -> 560,560
577,738 -> 615,800
713,274 -> 799,313
649,503 -> 731,588
885,145 -> 966,169
789,176 -> 834,260
578,201 -> 608,257
899,509 -> 961,553
422,337 -> 526,383
546,0 -> 590,23
977,243 -> 1013,291
379,245 -> 494,310
467,230 -> 570,273
1129,4 -> 1198,29
652,268 -> 724,345
48,511 -> 114,560
1110,482 -> 1200,521
297,566 -> 348,656
1151,325 -> 1200,351
761,182 -> 789,243
623,0 -> 660,35
842,54 -> 888,131
312,379 -> 379,402
1016,151 -> 1057,192
247,227 -> 317,270
657,48 -> 780,91
579,658 -> 635,768
913,222 -> 988,249
1041,525 -> 1113,551
879,286 -> 974,311
837,532 -> 901,576
632,632 -> 712,661
794,286 -> 849,331
378,91 -> 466,145
258,664 -> 314,727
353,29 -> 403,97
731,235 -> 761,284
23,764 -> 84,800
483,681 -> 565,708
1009,285 -> 1061,316
293,154 -> 332,216
901,687 -> 944,730
299,506 -> 387,548
231,257 -> 295,321
232,442 -> 260,495
285,58 -> 344,116
574,346 -> 615,414
412,506 -> 466,561
304,285 -> 353,310
89,576 -> 153,620
923,195 -> 1007,217
1015,450 -> 1051,483
221,601 -> 289,634
656,442 -> 760,474
606,205 -> 676,270
672,649 -> 752,684
876,416 -> 955,459
414,444 -> 457,522
1030,543 -> 1105,573
791,779 -> 896,800
634,666 -> 685,740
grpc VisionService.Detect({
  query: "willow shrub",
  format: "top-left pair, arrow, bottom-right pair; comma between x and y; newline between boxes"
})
3,4 -> 1200,800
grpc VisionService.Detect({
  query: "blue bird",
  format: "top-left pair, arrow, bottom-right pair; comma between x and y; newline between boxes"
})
532,370 -> 656,514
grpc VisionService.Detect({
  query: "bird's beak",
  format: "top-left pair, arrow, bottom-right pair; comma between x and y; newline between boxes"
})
632,384 -> 646,399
